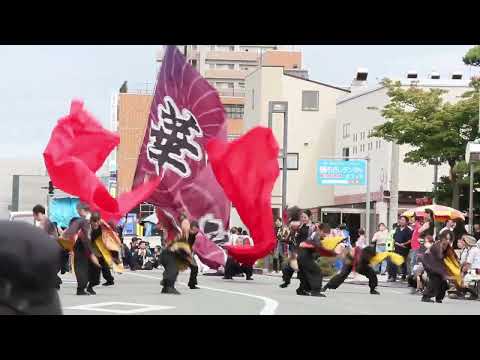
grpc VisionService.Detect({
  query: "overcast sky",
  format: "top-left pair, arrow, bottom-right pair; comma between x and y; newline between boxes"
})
0,45 -> 477,160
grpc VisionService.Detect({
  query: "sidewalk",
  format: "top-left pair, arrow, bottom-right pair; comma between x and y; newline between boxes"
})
259,269 -> 409,289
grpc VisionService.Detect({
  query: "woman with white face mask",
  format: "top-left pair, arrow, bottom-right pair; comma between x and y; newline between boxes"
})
455,235 -> 480,300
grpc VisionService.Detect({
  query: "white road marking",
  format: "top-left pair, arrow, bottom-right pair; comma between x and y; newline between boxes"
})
65,301 -> 174,314
124,271 -> 279,315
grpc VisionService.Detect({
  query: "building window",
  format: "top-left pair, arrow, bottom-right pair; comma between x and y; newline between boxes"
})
360,144 -> 365,152
215,45 -> 235,52
360,131 -> 365,140
278,153 -> 299,170
191,59 -> 197,69
376,140 -> 381,149
216,82 -> 234,89
224,104 -> 244,119
342,123 -> 351,138
353,145 -> 357,155
210,45 -> 216,51
216,63 -> 235,70
302,91 -> 319,111
353,134 -> 357,142
208,63 -> 215,69
368,142 -> 373,151
238,82 -> 245,88
342,147 -> 350,160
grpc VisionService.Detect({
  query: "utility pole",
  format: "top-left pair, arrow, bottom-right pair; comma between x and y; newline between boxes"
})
469,163 -> 474,233
389,142 -> 400,229
268,101 -> 289,219
366,156 -> 371,243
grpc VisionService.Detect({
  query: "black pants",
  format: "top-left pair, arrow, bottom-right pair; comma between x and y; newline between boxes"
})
55,248 -> 64,288
282,263 -> 295,284
90,257 -> 114,286
224,257 -> 253,279
160,250 -> 179,288
74,249 -> 98,291
423,270 -> 448,301
387,252 -> 408,279
60,249 -> 70,274
325,262 -> 378,291
297,248 -> 323,293
273,255 -> 284,273
188,258 -> 199,287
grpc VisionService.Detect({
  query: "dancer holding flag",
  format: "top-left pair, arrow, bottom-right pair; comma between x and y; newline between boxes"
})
132,45 -> 230,294
43,96 -> 160,294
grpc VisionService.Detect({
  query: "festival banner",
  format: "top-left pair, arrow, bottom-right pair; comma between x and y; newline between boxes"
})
132,46 -> 230,241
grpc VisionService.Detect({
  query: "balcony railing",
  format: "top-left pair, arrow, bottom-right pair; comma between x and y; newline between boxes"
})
217,88 -> 246,97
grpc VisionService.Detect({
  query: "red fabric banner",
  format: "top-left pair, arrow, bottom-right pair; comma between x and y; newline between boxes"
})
43,100 -> 160,221
206,127 -> 280,265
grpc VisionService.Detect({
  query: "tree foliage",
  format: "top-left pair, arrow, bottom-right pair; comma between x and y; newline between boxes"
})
463,45 -> 480,67
370,79 -> 479,208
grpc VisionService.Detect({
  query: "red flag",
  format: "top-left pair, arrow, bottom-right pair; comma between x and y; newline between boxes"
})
206,127 -> 280,265
43,100 -> 160,221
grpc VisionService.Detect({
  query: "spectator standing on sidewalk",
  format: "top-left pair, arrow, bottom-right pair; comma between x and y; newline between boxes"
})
356,229 -> 367,249
440,219 -> 456,235
473,224 -> 480,241
339,223 -> 351,248
372,223 -> 389,275
409,214 -> 422,275
387,216 -> 412,282
273,217 -> 289,273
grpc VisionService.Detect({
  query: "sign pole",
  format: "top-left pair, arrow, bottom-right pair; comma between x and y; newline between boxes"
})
366,156 -> 371,244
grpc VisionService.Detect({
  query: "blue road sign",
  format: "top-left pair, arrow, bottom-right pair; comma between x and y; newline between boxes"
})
317,159 -> 366,186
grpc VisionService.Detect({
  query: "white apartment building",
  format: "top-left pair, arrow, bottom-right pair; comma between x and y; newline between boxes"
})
244,65 -> 349,219
333,69 -> 472,232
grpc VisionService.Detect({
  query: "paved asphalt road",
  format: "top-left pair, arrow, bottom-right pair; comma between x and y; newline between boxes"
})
59,269 -> 480,315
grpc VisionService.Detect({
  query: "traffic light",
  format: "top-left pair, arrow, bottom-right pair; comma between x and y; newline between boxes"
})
48,181 -> 54,195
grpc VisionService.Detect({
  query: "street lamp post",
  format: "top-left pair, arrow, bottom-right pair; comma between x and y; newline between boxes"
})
466,142 -> 480,233
268,101 -> 289,216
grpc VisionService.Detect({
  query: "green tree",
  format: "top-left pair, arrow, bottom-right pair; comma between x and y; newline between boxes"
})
463,45 -> 480,67
370,79 -> 479,209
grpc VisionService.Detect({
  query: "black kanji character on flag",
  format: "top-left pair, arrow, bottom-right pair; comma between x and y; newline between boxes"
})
147,96 -> 203,178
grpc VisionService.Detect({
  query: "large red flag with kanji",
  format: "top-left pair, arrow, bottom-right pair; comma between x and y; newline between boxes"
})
132,45 -> 230,243
43,100 -> 161,221
206,127 -> 280,265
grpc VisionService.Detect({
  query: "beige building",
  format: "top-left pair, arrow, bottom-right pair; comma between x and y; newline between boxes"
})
156,46 -> 308,140
244,65 -> 349,219
334,70 -> 472,231
115,46 -> 310,196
